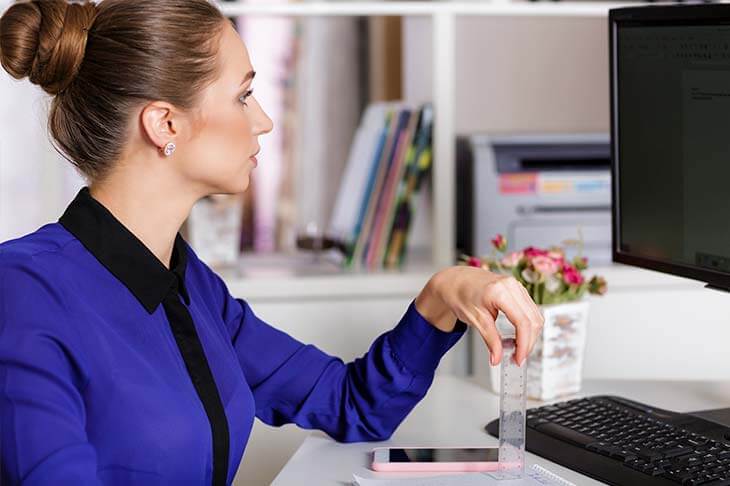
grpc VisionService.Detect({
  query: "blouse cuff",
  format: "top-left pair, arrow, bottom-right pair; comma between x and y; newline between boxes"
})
388,299 -> 467,376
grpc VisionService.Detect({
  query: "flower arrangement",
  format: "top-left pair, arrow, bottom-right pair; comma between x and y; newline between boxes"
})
459,233 -> 607,306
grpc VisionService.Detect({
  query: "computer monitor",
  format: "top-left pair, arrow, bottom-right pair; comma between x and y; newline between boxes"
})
610,3 -> 730,292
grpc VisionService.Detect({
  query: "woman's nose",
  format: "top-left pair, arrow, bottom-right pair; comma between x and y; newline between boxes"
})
253,100 -> 273,135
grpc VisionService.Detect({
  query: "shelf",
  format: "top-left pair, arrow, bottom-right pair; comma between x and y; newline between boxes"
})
212,247 -> 437,301
216,1 -> 637,18
215,254 -> 435,301
221,268 -> 435,301
215,0 -> 634,269
217,260 -> 702,302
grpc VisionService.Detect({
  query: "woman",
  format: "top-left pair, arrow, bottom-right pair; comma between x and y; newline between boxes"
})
0,0 -> 543,484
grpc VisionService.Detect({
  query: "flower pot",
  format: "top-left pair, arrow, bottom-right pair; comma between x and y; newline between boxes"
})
483,299 -> 590,401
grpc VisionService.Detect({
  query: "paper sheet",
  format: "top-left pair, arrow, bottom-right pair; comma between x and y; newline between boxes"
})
352,464 -> 575,486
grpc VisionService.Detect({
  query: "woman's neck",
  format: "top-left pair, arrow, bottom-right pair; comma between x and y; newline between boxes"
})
89,172 -> 199,270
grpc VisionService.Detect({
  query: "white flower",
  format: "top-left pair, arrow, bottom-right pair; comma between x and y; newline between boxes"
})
521,268 -> 538,283
545,275 -> 561,292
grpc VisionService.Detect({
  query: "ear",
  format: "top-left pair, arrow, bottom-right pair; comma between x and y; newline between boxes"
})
140,101 -> 181,152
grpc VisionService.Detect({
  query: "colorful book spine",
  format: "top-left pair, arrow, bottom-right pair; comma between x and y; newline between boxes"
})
364,108 -> 414,269
367,109 -> 420,269
332,102 -> 433,270
384,103 -> 433,269
345,110 -> 392,267
352,108 -> 404,269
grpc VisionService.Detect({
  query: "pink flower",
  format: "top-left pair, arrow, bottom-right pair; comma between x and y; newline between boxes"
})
547,250 -> 565,263
524,246 -> 548,259
466,256 -> 482,268
491,234 -> 508,252
532,255 -> 559,276
562,264 -> 584,285
501,251 -> 524,268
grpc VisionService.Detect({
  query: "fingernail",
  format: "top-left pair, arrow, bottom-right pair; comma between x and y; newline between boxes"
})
490,354 -> 496,366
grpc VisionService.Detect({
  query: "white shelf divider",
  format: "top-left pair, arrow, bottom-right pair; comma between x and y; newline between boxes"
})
432,9 -> 456,268
218,262 -> 703,301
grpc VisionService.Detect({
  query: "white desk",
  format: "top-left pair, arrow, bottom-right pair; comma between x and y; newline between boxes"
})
271,375 -> 730,485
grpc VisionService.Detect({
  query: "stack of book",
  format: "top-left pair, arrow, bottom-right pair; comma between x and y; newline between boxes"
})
328,102 -> 434,270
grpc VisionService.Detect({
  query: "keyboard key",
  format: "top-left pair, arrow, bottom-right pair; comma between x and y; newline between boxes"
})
535,422 -> 596,446
678,455 -> 704,467
639,464 -> 665,476
688,437 -> 710,447
527,418 -> 549,428
660,446 -> 693,458
628,447 -> 662,462
611,449 -> 639,462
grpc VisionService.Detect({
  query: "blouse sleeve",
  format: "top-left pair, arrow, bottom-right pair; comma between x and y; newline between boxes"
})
211,271 -> 467,442
0,253 -> 101,485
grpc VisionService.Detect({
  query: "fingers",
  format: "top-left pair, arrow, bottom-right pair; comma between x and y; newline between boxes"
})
508,278 -> 544,354
484,277 -> 541,366
458,305 -> 503,366
474,306 -> 503,366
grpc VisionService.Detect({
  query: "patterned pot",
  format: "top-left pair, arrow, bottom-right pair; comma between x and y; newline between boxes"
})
485,299 -> 590,401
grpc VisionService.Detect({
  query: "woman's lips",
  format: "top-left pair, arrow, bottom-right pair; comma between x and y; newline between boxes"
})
250,155 -> 258,167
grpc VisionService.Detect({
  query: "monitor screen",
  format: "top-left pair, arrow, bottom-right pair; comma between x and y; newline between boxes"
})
611,5 -> 730,290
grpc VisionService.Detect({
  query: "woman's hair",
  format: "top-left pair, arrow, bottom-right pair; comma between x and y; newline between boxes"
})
0,0 -> 227,181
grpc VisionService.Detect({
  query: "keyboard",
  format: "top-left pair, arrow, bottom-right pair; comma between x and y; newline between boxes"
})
485,395 -> 730,486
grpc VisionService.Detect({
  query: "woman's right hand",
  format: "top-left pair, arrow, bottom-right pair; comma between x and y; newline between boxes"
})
414,265 -> 544,366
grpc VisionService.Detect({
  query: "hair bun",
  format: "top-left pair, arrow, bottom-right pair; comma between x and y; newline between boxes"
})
0,0 -> 98,95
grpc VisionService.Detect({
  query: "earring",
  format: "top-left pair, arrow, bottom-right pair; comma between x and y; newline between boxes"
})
162,142 -> 176,156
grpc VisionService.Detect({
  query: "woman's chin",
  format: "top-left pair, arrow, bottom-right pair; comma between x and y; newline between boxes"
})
233,173 -> 251,193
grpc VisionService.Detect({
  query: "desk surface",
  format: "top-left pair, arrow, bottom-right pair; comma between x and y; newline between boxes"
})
271,375 -> 730,485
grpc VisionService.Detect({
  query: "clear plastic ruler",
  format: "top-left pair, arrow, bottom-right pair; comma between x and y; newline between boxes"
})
495,337 -> 527,479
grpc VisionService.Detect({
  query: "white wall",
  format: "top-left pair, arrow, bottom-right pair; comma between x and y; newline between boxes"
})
0,50 -> 84,243
582,267 -> 730,381
403,15 -> 609,134
468,264 -> 730,384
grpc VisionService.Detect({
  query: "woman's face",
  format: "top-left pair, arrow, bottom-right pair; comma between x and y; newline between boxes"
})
178,21 -> 273,196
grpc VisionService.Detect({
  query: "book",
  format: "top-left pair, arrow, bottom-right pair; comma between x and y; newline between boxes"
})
326,102 -> 433,270
383,103 -> 433,269
364,108 -> 414,269
351,107 -> 403,268
328,102 -> 398,258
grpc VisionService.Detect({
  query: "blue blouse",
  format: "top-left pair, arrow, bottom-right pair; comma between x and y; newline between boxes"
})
0,187 -> 466,485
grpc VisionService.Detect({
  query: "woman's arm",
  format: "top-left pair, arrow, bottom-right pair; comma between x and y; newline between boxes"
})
207,270 -> 466,442
0,254 -> 101,485
208,262 -> 542,442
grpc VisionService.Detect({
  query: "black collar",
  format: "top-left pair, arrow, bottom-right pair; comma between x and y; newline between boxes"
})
59,186 -> 191,314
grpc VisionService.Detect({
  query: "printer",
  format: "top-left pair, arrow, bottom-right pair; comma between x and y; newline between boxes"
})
469,133 -> 612,265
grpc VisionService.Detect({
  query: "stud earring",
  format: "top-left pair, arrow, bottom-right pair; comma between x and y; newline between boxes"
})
162,142 -> 176,156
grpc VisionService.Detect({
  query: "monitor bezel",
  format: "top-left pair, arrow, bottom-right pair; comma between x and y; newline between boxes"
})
609,4 -> 730,291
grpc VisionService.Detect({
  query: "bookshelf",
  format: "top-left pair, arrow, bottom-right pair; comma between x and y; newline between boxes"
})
213,0 -> 632,293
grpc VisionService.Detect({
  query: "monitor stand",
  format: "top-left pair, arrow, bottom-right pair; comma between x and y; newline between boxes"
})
704,283 -> 730,293
689,407 -> 730,433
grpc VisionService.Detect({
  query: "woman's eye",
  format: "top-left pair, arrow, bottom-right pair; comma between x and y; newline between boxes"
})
239,89 -> 254,107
